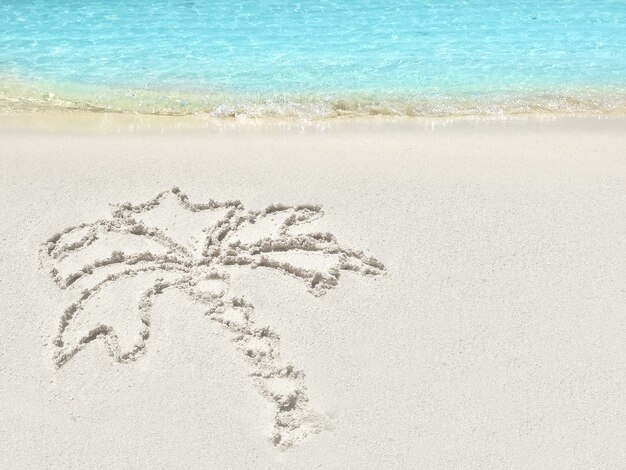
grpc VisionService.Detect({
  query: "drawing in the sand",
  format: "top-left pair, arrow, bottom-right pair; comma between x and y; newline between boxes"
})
40,187 -> 386,447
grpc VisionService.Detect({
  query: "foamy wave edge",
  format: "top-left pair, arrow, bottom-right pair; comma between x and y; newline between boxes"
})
1,78 -> 625,120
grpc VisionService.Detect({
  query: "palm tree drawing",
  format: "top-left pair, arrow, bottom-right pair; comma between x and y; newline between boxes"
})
41,187 -> 386,447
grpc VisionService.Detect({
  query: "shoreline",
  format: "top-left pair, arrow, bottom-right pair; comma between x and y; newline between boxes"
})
2,75 -> 625,123
1,110 -> 625,134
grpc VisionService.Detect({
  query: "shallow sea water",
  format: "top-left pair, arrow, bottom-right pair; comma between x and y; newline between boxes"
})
0,0 -> 624,117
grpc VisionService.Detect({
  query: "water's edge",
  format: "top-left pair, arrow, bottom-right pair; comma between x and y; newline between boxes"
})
2,108 -> 624,134
2,76 -> 625,121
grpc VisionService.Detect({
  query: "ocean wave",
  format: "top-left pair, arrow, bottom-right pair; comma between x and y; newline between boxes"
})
1,77 -> 624,120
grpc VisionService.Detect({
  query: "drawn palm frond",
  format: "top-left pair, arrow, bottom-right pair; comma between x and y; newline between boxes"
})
41,187 -> 386,447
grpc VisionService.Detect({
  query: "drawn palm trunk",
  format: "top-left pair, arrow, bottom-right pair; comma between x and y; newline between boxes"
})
41,188 -> 385,447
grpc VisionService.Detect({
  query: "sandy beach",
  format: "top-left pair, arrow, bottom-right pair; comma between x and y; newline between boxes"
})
1,116 -> 625,468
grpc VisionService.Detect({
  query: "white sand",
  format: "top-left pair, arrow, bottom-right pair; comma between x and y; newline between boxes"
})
1,116 -> 625,468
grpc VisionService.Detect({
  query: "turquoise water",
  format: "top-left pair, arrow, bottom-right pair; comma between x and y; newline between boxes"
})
0,0 -> 625,117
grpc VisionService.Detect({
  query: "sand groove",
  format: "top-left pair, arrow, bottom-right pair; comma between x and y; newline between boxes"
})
41,187 -> 386,447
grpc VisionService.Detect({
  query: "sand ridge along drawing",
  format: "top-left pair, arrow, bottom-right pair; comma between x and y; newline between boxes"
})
40,187 -> 386,447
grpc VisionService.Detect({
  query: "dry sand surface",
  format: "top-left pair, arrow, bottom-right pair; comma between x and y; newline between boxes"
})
1,116 -> 625,468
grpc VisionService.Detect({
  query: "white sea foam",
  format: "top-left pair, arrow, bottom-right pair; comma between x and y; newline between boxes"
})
2,76 -> 625,119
